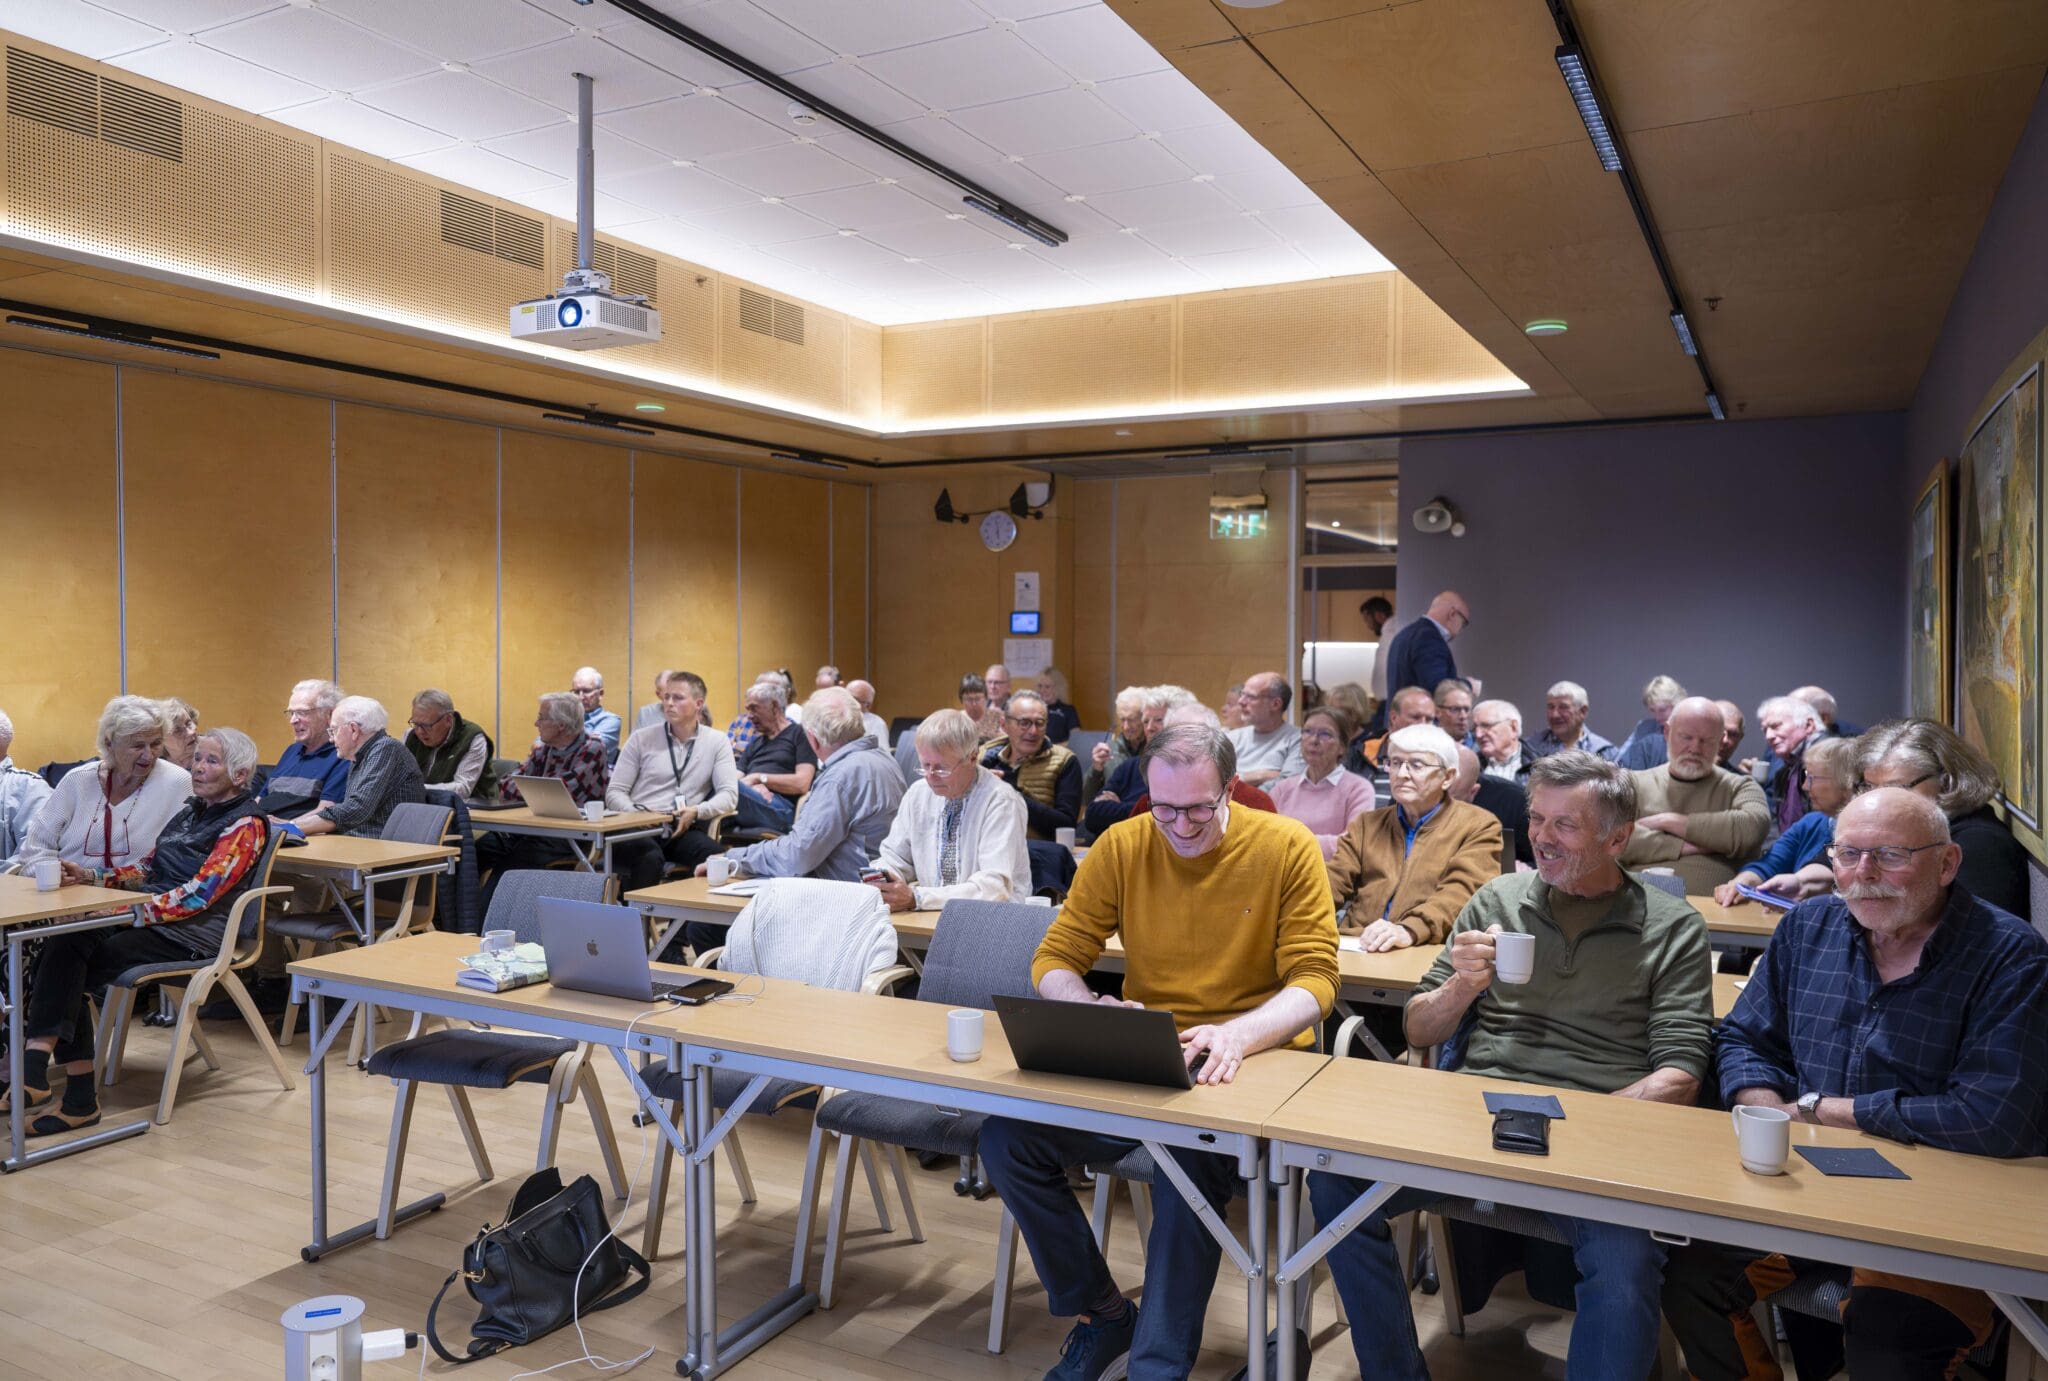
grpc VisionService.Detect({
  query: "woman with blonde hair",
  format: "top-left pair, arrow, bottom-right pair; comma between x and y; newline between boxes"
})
15,696 -> 190,874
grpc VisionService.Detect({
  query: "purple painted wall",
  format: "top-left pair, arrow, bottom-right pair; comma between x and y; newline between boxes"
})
1394,413 -> 1906,760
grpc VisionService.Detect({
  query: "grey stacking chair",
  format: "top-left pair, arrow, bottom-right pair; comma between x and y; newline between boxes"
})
894,732 -> 923,787
806,897 -> 1057,1353
359,869 -> 629,1240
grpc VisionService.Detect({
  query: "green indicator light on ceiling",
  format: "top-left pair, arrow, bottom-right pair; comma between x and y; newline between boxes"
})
634,402 -> 666,412
1523,319 -> 1569,336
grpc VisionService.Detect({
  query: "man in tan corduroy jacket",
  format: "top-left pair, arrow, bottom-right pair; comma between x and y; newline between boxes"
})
1326,723 -> 1504,950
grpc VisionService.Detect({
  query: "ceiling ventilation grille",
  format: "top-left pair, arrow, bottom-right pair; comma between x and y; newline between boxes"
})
6,48 -> 183,162
442,190 -> 545,270
551,229 -> 656,299
737,286 -> 805,346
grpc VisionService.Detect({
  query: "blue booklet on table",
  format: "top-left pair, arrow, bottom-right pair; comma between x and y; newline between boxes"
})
1735,883 -> 1797,911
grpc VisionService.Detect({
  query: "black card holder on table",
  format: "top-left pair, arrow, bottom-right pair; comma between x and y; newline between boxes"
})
1491,1107 -> 1551,1156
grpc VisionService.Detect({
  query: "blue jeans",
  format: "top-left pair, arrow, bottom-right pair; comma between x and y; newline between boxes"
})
733,785 -> 794,832
1308,1172 -> 1668,1381
980,1117 -> 1240,1380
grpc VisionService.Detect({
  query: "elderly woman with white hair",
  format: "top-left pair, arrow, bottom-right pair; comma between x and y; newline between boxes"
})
1325,722 -> 1504,951
872,708 -> 1031,913
15,695 -> 190,874
10,727 -> 268,1134
0,706 -> 54,866
288,696 -> 425,838
1082,684 -> 1148,800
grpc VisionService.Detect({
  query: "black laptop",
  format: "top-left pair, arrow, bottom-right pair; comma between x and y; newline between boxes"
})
993,994 -> 1203,1090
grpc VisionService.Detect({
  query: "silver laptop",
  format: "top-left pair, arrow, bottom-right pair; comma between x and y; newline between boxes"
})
538,897 -> 686,1002
509,775 -> 616,821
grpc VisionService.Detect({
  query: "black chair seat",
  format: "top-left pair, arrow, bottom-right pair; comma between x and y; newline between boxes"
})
642,1059 -> 818,1114
1431,1197 -> 1568,1244
109,957 -> 207,990
815,1091 -> 985,1159
270,913 -> 362,943
364,1030 -> 578,1089
1086,1144 -> 1156,1181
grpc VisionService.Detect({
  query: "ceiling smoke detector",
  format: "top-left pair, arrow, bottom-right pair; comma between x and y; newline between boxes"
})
787,101 -> 819,126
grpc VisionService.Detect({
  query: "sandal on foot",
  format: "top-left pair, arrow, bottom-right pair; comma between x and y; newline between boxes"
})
27,1106 -> 100,1137
0,1080 -> 54,1116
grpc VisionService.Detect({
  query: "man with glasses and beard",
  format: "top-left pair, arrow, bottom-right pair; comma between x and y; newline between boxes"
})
870,708 -> 1030,911
1621,696 -> 1771,894
1664,787 -> 2048,1381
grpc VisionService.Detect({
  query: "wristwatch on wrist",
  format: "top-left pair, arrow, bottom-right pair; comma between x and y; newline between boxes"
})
1795,1091 -> 1824,1123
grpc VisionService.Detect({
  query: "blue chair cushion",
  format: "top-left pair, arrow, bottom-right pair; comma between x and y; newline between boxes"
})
641,1059 -> 818,1114
364,1030 -> 577,1089
814,1091 -> 985,1158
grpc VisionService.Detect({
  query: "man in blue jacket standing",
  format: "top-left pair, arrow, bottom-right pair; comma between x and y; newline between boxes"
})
1374,591 -> 1470,732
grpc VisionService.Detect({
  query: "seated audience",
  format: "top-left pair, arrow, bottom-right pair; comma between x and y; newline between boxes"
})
724,669 -> 770,756
0,707 -> 54,866
958,673 -> 1003,741
1792,682 -> 1861,736
846,678 -> 889,746
158,698 -> 200,770
1713,698 -> 1746,767
1082,685 -> 1147,801
1757,694 -> 1833,832
1374,589 -> 1469,732
1454,744 -> 1531,866
1086,686 -> 1185,836
1269,706 -> 1377,859
1435,677 -> 1477,749
815,664 -> 842,690
16,695 -> 189,874
1219,681 -> 1248,731
979,724 -> 1337,1380
1349,685 -> 1435,772
1713,735 -> 1857,907
1326,724 -> 1500,950
268,679 -> 350,812
984,663 -> 1012,713
403,688 -> 499,801
732,678 -> 818,833
871,709 -> 1031,912
1310,750 -> 1712,1381
1036,667 -> 1081,744
1855,718 -> 2031,917
1621,697 -> 1771,893
1321,682 -> 1373,751
478,692 -> 611,889
1534,680 -> 1616,758
1614,674 -> 1688,770
980,690 -> 1081,841
1229,671 -> 1305,785
701,688 -> 902,883
13,728 -> 268,1134
572,666 -> 622,762
1473,699 -> 1537,783
607,670 -> 738,892
289,696 -> 425,838
1124,702 -> 1278,824
1664,787 -> 2048,1381
634,668 -> 678,733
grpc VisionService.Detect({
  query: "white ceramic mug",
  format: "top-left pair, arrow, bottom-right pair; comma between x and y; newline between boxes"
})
1492,930 -> 1535,984
1055,827 -> 1077,850
1026,896 -> 1052,908
1749,758 -> 1772,785
32,858 -> 62,891
706,855 -> 733,885
1730,1104 -> 1792,1175
947,1008 -> 984,1063
481,929 -> 517,954
580,801 -> 604,822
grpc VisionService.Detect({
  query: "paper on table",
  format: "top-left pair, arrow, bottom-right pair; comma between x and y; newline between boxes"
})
1338,935 -> 1363,951
1484,1091 -> 1566,1120
710,879 -> 768,897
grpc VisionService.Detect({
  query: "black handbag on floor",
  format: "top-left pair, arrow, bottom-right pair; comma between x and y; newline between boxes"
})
425,1167 -> 651,1364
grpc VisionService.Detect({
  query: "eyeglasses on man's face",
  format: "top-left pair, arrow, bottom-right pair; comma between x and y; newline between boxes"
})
1386,756 -> 1443,778
917,759 -> 968,779
1828,842 -> 1943,871
1150,795 -> 1224,824
1006,715 -> 1047,731
408,711 -> 450,733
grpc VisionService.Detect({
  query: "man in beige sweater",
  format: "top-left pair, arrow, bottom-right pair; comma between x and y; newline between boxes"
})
1622,696 -> 1770,893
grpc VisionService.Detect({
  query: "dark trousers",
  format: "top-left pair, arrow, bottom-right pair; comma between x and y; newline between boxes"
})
978,1117 -> 1239,1380
28,926 -> 201,1062
1662,1241 -> 1996,1381
610,823 -> 720,893
732,788 -> 793,833
475,833 -> 580,914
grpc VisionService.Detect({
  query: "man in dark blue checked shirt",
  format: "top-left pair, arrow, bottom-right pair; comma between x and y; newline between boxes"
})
1664,787 -> 2048,1381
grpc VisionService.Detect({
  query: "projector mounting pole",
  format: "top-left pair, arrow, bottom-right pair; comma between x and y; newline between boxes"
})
565,71 -> 610,296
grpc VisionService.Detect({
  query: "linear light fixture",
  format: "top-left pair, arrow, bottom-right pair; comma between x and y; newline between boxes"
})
770,450 -> 849,471
1705,391 -> 1726,421
541,411 -> 656,437
1554,46 -> 1622,173
6,313 -> 221,360
1669,310 -> 1698,357
1163,445 -> 1293,464
961,194 -> 1068,249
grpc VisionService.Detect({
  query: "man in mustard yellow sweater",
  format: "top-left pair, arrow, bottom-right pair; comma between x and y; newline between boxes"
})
979,724 -> 1338,1381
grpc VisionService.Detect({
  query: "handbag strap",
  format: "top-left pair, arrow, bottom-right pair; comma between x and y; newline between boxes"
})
583,1240 -> 652,1314
424,1268 -> 507,1366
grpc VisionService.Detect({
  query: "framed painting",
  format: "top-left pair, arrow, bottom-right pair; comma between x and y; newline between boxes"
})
1954,362 -> 2042,860
1907,459 -> 1949,722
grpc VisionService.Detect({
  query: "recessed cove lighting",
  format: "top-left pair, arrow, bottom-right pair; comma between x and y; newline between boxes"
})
1218,0 -> 1287,6
1524,319 -> 1569,337
634,402 -> 666,413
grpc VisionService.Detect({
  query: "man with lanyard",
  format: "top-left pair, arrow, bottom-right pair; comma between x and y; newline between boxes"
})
606,670 -> 739,896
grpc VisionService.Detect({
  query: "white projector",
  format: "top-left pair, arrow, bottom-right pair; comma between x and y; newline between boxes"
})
509,292 -> 662,350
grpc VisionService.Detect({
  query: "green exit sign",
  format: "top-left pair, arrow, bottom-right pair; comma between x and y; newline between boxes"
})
1210,509 -> 1267,540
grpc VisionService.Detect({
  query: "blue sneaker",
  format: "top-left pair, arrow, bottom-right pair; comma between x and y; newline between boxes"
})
1046,1304 -> 1138,1380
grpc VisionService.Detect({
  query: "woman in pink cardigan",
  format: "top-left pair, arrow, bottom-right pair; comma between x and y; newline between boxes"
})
1267,706 -> 1377,859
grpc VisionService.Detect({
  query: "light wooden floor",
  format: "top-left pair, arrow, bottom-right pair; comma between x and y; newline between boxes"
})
0,1014 -> 1587,1380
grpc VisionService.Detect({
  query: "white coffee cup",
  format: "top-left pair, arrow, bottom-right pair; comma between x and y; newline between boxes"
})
1055,827 -> 1077,850
1492,930 -> 1535,984
1730,1104 -> 1791,1175
1026,895 -> 1052,908
581,801 -> 604,822
33,858 -> 62,891
1749,758 -> 1772,785
706,855 -> 733,884
947,1008 -> 984,1062
481,929 -> 517,954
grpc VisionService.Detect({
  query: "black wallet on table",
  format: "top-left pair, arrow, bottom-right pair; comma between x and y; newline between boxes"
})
1491,1107 -> 1551,1155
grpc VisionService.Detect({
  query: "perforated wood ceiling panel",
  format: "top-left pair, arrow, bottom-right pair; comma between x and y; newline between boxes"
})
844,318 -> 882,424
1180,277 -> 1390,400
880,318 -> 988,426
4,44 -> 316,296
989,301 -> 1175,417
717,278 -> 849,416
1392,275 -> 1514,394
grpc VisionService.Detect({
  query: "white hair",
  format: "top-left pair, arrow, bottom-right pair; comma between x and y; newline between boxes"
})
0,707 -> 12,744
1642,675 -> 1687,708
803,687 -> 867,748
97,695 -> 168,758
914,708 -> 982,760
413,688 -> 455,717
330,695 -> 389,736
538,692 -> 584,734
745,678 -> 788,711
573,666 -> 604,689
1475,698 -> 1521,731
1546,681 -> 1589,709
1141,684 -> 1196,713
291,679 -> 343,715
1758,695 -> 1822,730
1389,723 -> 1460,772
1165,701 -> 1221,729
1114,686 -> 1146,718
197,726 -> 260,788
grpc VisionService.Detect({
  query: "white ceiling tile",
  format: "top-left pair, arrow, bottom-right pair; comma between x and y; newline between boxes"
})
619,218 -> 745,263
108,37 -> 324,113
950,87 -> 1136,158
358,69 -> 560,142
1026,136 -> 1190,196
604,162 -> 761,217
471,34 -> 690,113
1015,6 -> 1166,84
836,114 -> 1000,181
759,232 -> 904,275
657,0 -> 834,74
0,1 -> 169,59
1139,213 -> 1281,259
774,59 -> 926,126
862,212 -> 1007,258
517,0 -> 649,31
1183,244 -> 1319,288
201,7 -> 438,91
861,29 -> 1067,112
785,180 -> 951,228
1093,69 -> 1227,133
1298,239 -> 1396,276
511,182 -> 659,229
398,143 -> 561,198
316,0 -> 572,64
1156,121 -> 1277,177
930,244 -> 1076,289
95,0 -> 283,34
700,139 -> 869,197
745,0 -> 988,57
601,93 -> 786,161
1017,196 -> 1118,239
834,258 -> 963,296
1038,231 -> 1171,274
266,94 -> 452,160
483,122 -> 671,181
1086,176 -> 1235,226
1081,258 -> 1204,301
1256,202 -> 1366,245
686,197 -> 836,245
1210,164 -> 1318,213
969,0 -> 1093,17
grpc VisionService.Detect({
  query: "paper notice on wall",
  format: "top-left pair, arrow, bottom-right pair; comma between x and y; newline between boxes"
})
1013,571 -> 1040,612
1004,637 -> 1052,678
